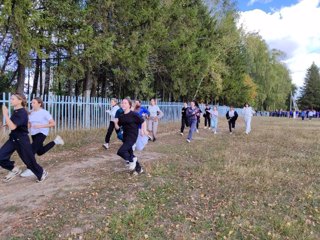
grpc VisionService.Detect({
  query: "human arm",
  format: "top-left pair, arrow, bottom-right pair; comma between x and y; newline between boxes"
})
2,105 -> 17,130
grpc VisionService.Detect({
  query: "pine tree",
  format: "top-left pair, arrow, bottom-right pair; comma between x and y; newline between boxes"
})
298,63 -> 320,110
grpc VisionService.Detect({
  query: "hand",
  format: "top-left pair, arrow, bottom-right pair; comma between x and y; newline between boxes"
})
31,124 -> 42,129
2,105 -> 8,116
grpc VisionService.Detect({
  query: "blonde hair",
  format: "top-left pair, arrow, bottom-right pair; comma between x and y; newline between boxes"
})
13,92 -> 27,107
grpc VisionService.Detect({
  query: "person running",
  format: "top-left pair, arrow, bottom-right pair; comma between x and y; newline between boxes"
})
134,100 -> 149,151
147,98 -> 164,142
103,98 -> 120,149
203,104 -> 211,129
195,101 -> 202,133
115,98 -> 145,174
243,103 -> 255,135
210,106 -> 219,134
226,106 -> 238,134
180,102 -> 188,135
186,100 -> 201,143
20,97 -> 64,177
0,93 -> 47,182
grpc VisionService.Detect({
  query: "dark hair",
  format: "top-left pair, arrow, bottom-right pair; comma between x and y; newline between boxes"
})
33,97 -> 44,108
13,93 -> 27,107
123,97 -> 132,107
135,99 -> 142,104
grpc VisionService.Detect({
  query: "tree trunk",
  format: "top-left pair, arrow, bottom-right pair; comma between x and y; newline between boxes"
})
16,61 -> 25,93
44,50 -> 51,95
0,43 -> 13,76
39,59 -> 43,95
31,56 -> 40,96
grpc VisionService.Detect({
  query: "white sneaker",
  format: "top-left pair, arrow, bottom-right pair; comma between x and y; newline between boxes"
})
103,143 -> 109,149
20,169 -> 36,178
186,139 -> 191,143
128,157 -> 137,171
204,127 -> 207,129
37,170 -> 48,183
4,167 -> 22,182
214,131 -> 217,134
230,132 -> 233,135
132,144 -> 136,151
208,127 -> 211,130
133,168 -> 144,176
196,129 -> 199,133
54,135 -> 64,145
180,132 -> 183,136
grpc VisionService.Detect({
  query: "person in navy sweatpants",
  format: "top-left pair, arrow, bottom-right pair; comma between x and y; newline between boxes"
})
0,93 -> 47,182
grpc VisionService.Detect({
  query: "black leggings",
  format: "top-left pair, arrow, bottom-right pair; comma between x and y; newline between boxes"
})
180,117 -> 186,133
0,135 -> 43,180
32,133 -> 55,156
228,120 -> 236,132
105,121 -> 115,143
204,116 -> 211,127
117,139 -> 141,172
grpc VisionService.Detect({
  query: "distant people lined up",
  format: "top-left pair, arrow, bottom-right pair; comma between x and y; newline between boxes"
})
269,109 -> 320,119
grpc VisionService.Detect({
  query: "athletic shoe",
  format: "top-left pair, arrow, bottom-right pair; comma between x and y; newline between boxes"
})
230,132 -> 233,135
3,167 -> 22,182
128,157 -> 137,171
103,143 -> 109,149
196,129 -> 199,133
186,139 -> 191,143
37,170 -> 48,183
204,127 -> 207,129
180,132 -> 183,136
20,168 -> 35,177
133,168 -> 144,176
132,143 -> 136,151
54,135 -> 64,145
214,131 -> 217,134
208,127 -> 211,130
148,135 -> 152,141
153,137 -> 156,142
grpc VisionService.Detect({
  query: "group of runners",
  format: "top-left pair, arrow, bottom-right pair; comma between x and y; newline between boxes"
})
0,93 -> 255,182
180,101 -> 255,142
0,93 -> 64,183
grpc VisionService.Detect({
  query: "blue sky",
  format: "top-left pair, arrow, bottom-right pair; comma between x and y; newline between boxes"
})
237,0 -> 298,12
237,0 -> 320,87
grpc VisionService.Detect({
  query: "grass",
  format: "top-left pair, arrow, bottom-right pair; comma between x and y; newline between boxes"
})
2,117 -> 320,239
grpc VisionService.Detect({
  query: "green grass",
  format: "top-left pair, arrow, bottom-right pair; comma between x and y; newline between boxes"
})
2,118 -> 320,239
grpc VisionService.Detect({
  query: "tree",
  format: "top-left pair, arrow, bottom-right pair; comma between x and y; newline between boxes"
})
298,62 -> 320,110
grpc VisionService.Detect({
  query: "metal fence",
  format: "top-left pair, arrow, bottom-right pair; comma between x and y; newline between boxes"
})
0,93 -> 260,133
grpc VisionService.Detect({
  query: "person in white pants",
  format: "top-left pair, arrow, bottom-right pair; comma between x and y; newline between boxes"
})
243,103 -> 255,134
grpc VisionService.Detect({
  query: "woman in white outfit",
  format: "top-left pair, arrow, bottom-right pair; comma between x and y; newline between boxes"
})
21,97 -> 64,177
103,98 -> 120,149
243,103 -> 255,135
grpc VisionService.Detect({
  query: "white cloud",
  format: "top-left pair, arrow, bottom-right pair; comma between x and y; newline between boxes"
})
238,0 -> 320,87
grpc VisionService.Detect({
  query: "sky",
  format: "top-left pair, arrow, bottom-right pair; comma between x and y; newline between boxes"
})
237,0 -> 320,88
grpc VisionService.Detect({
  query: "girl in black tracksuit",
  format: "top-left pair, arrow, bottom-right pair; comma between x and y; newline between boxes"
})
226,106 -> 238,134
115,98 -> 145,174
180,102 -> 188,135
0,93 -> 47,182
204,104 -> 211,129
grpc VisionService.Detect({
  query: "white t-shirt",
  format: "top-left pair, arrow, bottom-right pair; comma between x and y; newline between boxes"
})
148,105 -> 161,118
29,109 -> 53,136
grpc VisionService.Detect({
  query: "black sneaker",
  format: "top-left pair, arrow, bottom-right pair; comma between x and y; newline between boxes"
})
153,137 -> 156,142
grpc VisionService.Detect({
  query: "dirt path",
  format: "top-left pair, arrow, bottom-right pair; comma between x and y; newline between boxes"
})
0,140 -> 165,237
